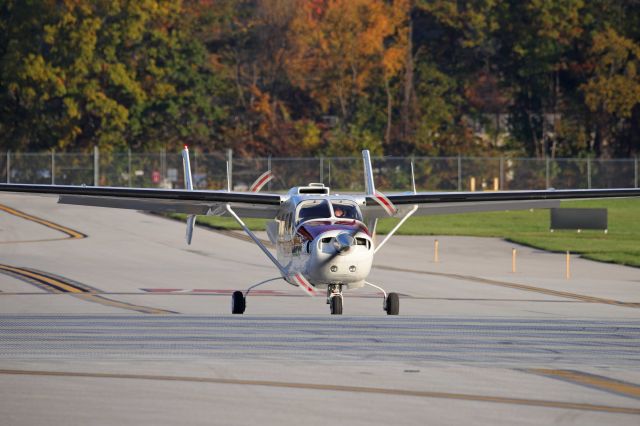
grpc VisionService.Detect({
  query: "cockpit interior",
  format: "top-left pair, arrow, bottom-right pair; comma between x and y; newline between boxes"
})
296,200 -> 362,224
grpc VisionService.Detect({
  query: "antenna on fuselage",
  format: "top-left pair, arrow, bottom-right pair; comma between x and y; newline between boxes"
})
410,160 -> 417,194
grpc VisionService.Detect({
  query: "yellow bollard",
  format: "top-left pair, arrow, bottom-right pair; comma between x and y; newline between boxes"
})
434,239 -> 439,263
512,248 -> 517,273
470,177 -> 476,192
566,251 -> 571,280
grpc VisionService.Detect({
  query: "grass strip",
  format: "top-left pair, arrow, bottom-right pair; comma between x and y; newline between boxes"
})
166,199 -> 640,267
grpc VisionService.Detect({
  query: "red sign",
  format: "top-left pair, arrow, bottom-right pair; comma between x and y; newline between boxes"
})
152,171 -> 161,183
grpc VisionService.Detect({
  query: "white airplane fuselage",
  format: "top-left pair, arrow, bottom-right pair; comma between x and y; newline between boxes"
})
268,186 -> 375,290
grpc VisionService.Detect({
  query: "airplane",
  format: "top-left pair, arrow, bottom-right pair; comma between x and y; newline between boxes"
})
1,148 -> 639,315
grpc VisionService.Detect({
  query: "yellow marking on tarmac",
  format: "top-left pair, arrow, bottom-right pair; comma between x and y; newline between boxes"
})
0,264 -> 85,293
528,369 -> 640,400
73,294 -> 175,315
376,265 -> 640,309
0,369 -> 638,415
0,204 -> 86,240
0,265 -> 175,314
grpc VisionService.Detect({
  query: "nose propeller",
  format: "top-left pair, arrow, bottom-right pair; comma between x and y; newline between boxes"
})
333,232 -> 355,253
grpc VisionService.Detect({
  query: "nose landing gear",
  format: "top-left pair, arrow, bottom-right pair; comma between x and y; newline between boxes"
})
327,284 -> 343,315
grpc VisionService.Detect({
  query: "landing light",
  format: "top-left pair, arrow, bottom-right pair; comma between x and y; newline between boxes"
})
349,265 -> 356,272
330,265 -> 338,272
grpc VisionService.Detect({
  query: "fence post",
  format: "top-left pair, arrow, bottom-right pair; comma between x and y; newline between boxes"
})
545,156 -> 550,188
499,156 -> 504,190
6,151 -> 10,183
93,146 -> 99,186
319,156 -> 324,183
267,154 -> 272,191
51,149 -> 55,185
160,147 -> 166,184
457,155 -> 462,191
635,156 -> 638,188
226,148 -> 233,191
587,156 -> 592,189
127,148 -> 132,187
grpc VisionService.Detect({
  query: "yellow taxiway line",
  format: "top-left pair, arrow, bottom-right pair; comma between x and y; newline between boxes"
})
0,369 -> 637,415
0,264 -> 86,294
0,264 -> 175,314
528,369 -> 640,400
377,265 -> 640,309
0,204 -> 86,240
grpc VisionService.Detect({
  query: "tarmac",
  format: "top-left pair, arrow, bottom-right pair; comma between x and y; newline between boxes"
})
0,193 -> 638,425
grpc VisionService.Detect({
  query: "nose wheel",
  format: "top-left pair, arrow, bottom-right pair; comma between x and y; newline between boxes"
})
330,295 -> 343,315
328,284 -> 343,315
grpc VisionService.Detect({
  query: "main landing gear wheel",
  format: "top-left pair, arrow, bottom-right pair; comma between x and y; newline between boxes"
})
385,292 -> 399,315
330,296 -> 343,315
231,291 -> 246,314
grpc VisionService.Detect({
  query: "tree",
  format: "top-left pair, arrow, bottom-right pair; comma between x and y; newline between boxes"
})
495,0 -> 586,158
0,0 -> 224,152
286,0 -> 409,147
582,28 -> 640,156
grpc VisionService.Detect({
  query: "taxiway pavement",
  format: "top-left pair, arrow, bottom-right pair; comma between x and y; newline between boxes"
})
0,193 -> 638,425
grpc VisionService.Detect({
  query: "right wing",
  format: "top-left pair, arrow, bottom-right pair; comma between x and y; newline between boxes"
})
0,184 -> 283,219
362,188 -> 640,219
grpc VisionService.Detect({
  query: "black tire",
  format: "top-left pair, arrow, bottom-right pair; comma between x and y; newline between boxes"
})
330,296 -> 343,315
386,293 -> 399,315
231,291 -> 246,314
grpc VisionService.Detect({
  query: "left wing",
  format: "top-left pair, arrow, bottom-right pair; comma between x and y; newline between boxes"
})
362,188 -> 640,218
0,184 -> 283,219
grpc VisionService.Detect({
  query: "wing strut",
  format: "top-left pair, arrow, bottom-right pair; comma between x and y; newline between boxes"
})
224,204 -> 316,296
374,205 -> 418,254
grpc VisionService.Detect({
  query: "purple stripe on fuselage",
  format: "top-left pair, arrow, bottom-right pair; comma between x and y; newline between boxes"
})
296,220 -> 370,241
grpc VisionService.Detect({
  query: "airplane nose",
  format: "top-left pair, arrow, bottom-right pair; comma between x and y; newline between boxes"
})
332,232 -> 355,253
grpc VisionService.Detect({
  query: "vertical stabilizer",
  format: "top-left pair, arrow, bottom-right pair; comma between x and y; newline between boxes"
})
362,149 -> 398,220
182,146 -> 196,244
182,146 -> 193,190
362,150 -> 375,196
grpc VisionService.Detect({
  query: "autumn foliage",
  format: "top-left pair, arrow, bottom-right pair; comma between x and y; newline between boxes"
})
0,0 -> 638,157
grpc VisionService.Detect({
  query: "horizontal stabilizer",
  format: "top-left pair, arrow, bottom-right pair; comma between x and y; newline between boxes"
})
182,146 -> 196,244
185,214 -> 196,245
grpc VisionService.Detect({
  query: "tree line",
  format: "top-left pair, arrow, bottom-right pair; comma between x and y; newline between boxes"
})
1,0 -> 639,158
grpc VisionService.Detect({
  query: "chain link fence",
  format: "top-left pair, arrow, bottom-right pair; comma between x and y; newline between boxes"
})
1,151 -> 638,192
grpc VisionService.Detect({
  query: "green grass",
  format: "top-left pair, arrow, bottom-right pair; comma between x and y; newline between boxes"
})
168,198 -> 640,268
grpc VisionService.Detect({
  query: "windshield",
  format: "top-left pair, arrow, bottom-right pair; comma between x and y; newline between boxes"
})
331,202 -> 362,221
297,200 -> 331,223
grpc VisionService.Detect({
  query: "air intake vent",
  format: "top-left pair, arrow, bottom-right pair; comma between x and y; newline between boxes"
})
298,184 -> 330,194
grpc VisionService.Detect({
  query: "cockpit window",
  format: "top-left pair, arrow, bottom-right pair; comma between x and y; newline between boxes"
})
297,200 -> 331,223
331,202 -> 362,220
